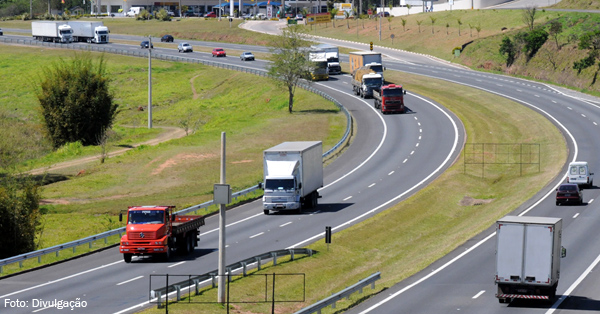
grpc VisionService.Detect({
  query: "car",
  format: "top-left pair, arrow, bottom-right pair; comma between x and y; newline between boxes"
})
205,12 -> 217,18
378,11 -> 390,17
295,14 -> 303,20
184,12 -> 197,17
178,42 -> 193,53
167,11 -> 175,17
140,40 -> 153,49
240,52 -> 255,61
241,13 -> 254,19
556,183 -> 583,205
0,28 -> 3,36
255,13 -> 267,20
212,48 -> 226,57
160,34 -> 174,42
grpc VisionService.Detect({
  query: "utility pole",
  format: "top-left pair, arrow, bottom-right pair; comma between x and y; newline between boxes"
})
148,36 -> 152,129
378,0 -> 382,41
217,132 -> 227,303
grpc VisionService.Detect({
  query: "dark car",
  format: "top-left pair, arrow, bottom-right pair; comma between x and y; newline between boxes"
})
0,28 -> 3,36
140,40 -> 153,49
205,12 -> 217,18
160,34 -> 174,42
379,12 -> 390,17
556,183 -> 583,205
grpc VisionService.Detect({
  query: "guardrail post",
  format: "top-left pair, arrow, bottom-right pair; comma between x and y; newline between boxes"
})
73,246 -> 76,253
290,249 -> 295,261
56,251 -> 59,257
156,291 -> 162,308
174,285 -> 181,301
89,242 -> 93,249
211,273 -> 217,288
193,279 -> 200,295
226,267 -> 232,282
271,252 -> 278,266
19,261 -> 22,268
256,257 -> 262,270
0,266 -> 3,274
38,256 -> 41,263
242,262 -> 247,276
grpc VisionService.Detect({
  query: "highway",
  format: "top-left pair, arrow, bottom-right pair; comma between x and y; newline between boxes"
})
0,31 -> 462,313
2,16 -> 600,313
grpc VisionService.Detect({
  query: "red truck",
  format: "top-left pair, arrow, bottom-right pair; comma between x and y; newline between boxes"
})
119,206 -> 205,263
373,84 -> 406,114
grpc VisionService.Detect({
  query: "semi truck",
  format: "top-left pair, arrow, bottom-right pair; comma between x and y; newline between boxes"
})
263,141 -> 323,215
308,49 -> 329,81
495,216 -> 566,303
31,21 -> 73,43
373,84 -> 406,114
67,21 -> 109,43
351,66 -> 383,98
311,43 -> 341,75
119,205 -> 205,263
349,51 -> 383,76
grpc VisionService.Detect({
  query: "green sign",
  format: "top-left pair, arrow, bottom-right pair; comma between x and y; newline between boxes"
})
287,18 -> 297,25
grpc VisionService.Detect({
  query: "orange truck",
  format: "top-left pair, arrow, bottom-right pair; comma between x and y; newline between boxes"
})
372,84 -> 406,114
119,206 -> 205,263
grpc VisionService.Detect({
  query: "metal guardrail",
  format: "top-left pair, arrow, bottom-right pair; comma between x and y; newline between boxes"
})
150,248 -> 313,301
0,37 -> 353,274
293,272 -> 381,314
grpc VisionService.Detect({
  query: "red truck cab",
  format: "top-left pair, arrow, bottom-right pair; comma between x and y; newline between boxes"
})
119,205 -> 204,263
374,84 -> 406,114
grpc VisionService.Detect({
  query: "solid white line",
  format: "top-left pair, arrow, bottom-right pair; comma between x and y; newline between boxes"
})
168,261 -> 186,268
545,253 -> 600,314
388,171 -> 394,175
343,196 -> 353,201
573,213 -> 580,219
116,276 -> 144,286
368,183 -> 376,188
0,260 -> 123,299
472,290 -> 485,299
280,222 -> 292,227
249,232 -> 264,239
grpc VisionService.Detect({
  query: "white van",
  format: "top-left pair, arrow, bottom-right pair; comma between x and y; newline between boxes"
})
567,161 -> 594,188
126,7 -> 143,17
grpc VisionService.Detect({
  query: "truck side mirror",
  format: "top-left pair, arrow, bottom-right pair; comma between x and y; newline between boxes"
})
258,182 -> 263,189
403,90 -> 407,95
171,214 -> 177,222
119,212 -> 123,222
298,183 -> 302,189
561,246 -> 567,258
590,172 -> 594,175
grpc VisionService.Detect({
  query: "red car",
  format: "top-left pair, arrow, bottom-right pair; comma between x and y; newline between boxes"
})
556,183 -> 583,205
212,48 -> 226,57
205,12 -> 217,18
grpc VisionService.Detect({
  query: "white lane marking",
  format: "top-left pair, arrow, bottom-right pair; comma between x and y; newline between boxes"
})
117,276 -> 144,286
419,135 -> 422,140
249,232 -> 264,238
168,261 -> 186,268
472,290 -> 485,299
0,260 -> 123,299
534,94 -> 540,97
403,159 -> 408,163
388,171 -> 395,175
368,183 -> 376,188
418,122 -> 421,126
410,151 -> 415,155
594,122 -> 598,126
573,213 -> 580,219
416,143 -> 419,147
589,198 -> 594,204
353,70 -> 579,314
582,114 -> 587,118
568,107 -> 573,110
552,100 -> 557,103
517,89 -> 522,92
280,222 -> 292,227
343,196 -> 353,201
419,128 -> 423,133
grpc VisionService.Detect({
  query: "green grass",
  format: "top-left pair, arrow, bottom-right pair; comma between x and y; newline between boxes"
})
139,69 -> 567,314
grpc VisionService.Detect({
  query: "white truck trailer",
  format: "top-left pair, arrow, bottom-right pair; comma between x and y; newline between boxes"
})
311,43 -> 341,75
495,216 -> 566,303
31,21 -> 73,43
262,141 -> 323,215
67,21 -> 109,43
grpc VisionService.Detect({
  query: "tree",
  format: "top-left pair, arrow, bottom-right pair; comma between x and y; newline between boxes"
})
345,10 -> 350,29
387,16 -> 393,30
406,4 -> 412,15
0,175 -> 42,259
446,22 -> 450,35
573,30 -> 600,75
522,5 -> 537,32
523,28 -> 548,61
457,18 -> 462,36
429,16 -> 436,34
475,23 -> 482,37
548,20 -> 563,50
401,18 -> 407,32
416,19 -> 423,33
330,8 -> 338,27
499,36 -> 516,67
36,53 -> 118,149
267,25 -> 313,113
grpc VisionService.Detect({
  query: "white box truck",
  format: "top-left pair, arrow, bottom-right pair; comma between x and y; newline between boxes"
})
262,141 -> 323,215
311,43 -> 341,75
31,21 -> 73,43
495,216 -> 566,303
67,21 -> 109,43
126,7 -> 143,17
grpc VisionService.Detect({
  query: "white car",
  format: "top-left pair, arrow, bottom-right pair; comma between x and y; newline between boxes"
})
255,13 -> 267,20
241,13 -> 254,19
240,52 -> 255,61
178,42 -> 193,53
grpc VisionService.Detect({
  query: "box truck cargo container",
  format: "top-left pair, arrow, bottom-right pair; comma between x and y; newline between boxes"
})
67,21 -> 109,43
31,21 -> 73,43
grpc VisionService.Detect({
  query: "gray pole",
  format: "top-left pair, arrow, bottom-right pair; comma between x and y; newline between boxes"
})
217,132 -> 227,303
378,0 -> 382,41
148,36 -> 152,129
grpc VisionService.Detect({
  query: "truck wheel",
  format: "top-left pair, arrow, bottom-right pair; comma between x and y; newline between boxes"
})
264,210 -> 269,215
184,234 -> 193,255
162,246 -> 171,262
312,193 -> 318,208
123,253 -> 132,263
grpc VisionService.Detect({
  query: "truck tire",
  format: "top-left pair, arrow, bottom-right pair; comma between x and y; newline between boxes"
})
162,245 -> 171,262
264,209 -> 269,215
185,233 -> 193,255
123,253 -> 132,263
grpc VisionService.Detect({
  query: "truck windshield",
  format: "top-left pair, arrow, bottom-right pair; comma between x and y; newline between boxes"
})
265,179 -> 295,191
327,57 -> 339,62
129,210 -> 164,224
98,30 -> 109,35
383,88 -> 404,96
60,29 -> 73,35
364,78 -> 381,86
369,65 -> 383,73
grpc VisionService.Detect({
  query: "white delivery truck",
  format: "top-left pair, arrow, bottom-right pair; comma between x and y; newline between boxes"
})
311,43 -> 341,75
67,21 -> 109,43
31,21 -> 73,43
495,216 -> 566,304
262,141 -> 323,215
126,7 -> 143,17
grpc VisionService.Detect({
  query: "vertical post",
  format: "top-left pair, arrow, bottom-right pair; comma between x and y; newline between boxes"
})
148,36 -> 152,129
218,132 -> 227,303
378,0 -> 382,41
271,273 -> 276,314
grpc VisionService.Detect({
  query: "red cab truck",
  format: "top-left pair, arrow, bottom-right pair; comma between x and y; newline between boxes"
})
119,206 -> 205,263
373,84 -> 406,114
